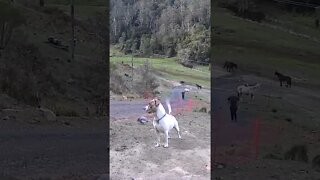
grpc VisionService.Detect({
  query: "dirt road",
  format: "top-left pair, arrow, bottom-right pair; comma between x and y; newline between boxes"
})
0,118 -> 107,179
110,78 -> 211,179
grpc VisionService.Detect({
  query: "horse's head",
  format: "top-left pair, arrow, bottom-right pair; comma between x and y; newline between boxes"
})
256,83 -> 261,88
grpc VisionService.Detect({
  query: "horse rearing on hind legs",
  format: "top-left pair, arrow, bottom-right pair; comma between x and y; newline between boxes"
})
223,61 -> 238,72
275,71 -> 291,88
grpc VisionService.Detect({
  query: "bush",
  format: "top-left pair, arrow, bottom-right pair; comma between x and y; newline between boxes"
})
134,61 -> 159,95
312,155 -> 320,169
110,69 -> 129,95
0,1 -> 25,50
54,105 -> 79,117
284,145 -> 308,163
177,26 -> 210,65
0,38 -> 62,106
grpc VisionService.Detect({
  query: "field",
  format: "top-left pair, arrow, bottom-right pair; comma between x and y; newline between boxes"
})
110,51 -> 211,88
212,5 -> 320,179
213,7 -> 320,87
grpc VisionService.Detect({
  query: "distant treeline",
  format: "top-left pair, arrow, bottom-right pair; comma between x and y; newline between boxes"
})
217,0 -> 320,23
110,0 -> 210,66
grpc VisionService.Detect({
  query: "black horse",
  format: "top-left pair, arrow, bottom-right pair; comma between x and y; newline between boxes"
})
275,71 -> 291,88
196,84 -> 202,89
223,61 -> 238,72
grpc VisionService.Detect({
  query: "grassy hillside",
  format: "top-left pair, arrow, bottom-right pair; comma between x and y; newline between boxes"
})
110,52 -> 211,88
15,0 -> 106,6
213,7 -> 320,87
0,1 -> 107,117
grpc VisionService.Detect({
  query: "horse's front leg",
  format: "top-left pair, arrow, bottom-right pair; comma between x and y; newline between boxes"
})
280,81 -> 282,87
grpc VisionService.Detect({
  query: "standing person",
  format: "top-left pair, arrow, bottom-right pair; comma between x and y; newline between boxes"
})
181,88 -> 190,100
315,18 -> 319,28
227,95 -> 240,122
181,91 -> 185,100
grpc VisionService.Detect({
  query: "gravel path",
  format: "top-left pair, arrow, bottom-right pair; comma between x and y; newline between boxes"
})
0,118 -> 107,179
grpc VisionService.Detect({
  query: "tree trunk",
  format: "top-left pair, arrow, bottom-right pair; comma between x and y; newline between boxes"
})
4,24 -> 13,48
39,0 -> 44,7
0,23 -> 5,49
71,0 -> 75,61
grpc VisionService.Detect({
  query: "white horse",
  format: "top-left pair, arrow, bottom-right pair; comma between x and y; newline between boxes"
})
237,83 -> 261,100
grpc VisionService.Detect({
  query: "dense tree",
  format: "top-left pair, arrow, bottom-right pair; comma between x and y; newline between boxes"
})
0,1 -> 24,51
110,0 -> 210,65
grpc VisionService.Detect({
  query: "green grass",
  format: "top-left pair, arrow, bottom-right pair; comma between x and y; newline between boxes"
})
46,4 -> 106,20
110,54 -> 210,88
46,0 -> 106,6
213,7 -> 320,87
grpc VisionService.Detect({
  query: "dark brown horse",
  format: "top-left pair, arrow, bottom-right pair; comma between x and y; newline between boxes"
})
223,61 -> 238,72
275,71 -> 291,88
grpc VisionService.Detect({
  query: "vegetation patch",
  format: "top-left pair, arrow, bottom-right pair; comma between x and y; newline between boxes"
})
284,145 -> 308,163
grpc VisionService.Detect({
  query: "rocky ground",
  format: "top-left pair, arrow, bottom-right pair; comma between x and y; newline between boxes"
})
110,78 -> 211,180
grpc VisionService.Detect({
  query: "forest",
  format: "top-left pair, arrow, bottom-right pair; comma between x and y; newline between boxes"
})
110,0 -> 210,66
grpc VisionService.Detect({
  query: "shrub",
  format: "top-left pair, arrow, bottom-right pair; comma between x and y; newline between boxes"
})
0,1 -> 25,50
312,155 -> 320,169
54,104 -> 79,117
110,69 -> 129,95
135,61 -> 159,95
284,145 -> 308,163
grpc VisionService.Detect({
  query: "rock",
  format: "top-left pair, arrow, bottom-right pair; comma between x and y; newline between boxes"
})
67,78 -> 75,84
115,145 -> 127,151
97,174 -> 109,180
137,116 -> 149,124
199,107 -> 207,113
2,116 -> 10,121
29,119 -> 41,124
39,108 -> 56,122
217,164 -> 225,169
270,175 -> 280,179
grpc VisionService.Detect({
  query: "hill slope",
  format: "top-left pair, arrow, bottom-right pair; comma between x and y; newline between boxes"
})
0,2 -> 107,117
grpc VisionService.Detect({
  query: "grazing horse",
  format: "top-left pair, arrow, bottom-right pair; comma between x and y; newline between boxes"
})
196,84 -> 202,89
274,71 -> 291,88
223,61 -> 238,72
237,83 -> 261,100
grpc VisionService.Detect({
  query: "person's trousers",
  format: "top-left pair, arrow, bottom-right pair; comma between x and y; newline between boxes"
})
182,92 -> 185,100
230,107 -> 237,121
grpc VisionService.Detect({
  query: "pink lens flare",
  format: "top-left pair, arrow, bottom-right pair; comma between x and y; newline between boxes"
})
252,118 -> 261,160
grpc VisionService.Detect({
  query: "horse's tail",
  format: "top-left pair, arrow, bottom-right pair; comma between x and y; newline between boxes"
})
166,99 -> 172,115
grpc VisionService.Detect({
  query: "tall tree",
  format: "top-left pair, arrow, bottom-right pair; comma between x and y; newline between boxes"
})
0,1 -> 24,51
39,0 -> 44,7
70,0 -> 75,61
